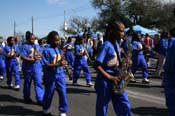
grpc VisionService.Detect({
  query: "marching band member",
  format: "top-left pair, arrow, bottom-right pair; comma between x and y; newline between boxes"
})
4,36 -> 20,90
131,32 -> 150,83
21,31 -> 44,105
163,27 -> 175,116
63,37 -> 74,68
72,35 -> 92,86
0,44 -> 5,80
42,31 -> 68,116
94,19 -> 131,116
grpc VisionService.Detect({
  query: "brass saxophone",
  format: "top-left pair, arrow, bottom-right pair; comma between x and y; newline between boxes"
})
8,48 -> 15,56
57,48 -> 72,80
113,41 -> 135,94
33,46 -> 42,60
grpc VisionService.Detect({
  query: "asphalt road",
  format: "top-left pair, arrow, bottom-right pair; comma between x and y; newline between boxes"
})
0,67 -> 168,116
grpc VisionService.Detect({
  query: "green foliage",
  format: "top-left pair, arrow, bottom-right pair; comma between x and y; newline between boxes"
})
0,36 -> 3,40
91,0 -> 175,31
60,0 -> 175,34
60,16 -> 91,35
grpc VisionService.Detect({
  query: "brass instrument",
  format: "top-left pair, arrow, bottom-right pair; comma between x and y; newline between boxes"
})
83,44 -> 93,64
33,46 -> 42,60
54,49 -> 61,65
56,48 -> 72,80
8,48 -> 15,57
0,47 -> 3,54
113,42 -> 135,94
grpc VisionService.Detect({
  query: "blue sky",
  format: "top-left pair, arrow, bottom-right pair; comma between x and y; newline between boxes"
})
0,0 -> 98,38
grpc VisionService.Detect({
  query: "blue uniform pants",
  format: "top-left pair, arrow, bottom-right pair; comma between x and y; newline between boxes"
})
131,54 -> 148,78
73,62 -> 91,84
164,76 -> 175,116
43,72 -> 68,113
65,51 -> 74,67
95,75 -> 131,116
0,57 -> 5,77
23,67 -> 44,101
6,60 -> 20,85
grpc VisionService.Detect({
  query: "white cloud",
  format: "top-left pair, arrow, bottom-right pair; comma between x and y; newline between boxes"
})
48,0 -> 67,5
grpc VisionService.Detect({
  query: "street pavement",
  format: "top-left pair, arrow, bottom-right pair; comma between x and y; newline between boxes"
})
0,66 -> 168,116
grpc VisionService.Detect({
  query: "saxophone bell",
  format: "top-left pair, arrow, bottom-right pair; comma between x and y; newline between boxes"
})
113,70 -> 134,94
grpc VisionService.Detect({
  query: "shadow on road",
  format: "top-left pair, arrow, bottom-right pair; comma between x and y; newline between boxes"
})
66,85 -> 95,94
0,94 -> 49,116
128,83 -> 162,88
131,107 -> 168,116
0,105 -> 43,116
0,94 -> 23,103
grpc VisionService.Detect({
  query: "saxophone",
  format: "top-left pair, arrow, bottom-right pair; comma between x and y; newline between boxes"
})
113,41 -> 135,94
57,48 -> 72,80
8,48 -> 15,56
33,46 -> 42,60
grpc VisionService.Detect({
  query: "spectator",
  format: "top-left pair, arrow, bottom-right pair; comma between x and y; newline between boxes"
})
156,32 -> 169,77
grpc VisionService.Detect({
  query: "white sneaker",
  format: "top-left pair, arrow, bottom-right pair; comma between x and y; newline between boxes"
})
87,82 -> 93,86
142,78 -> 150,84
14,85 -> 20,90
0,76 -> 4,80
59,112 -> 67,116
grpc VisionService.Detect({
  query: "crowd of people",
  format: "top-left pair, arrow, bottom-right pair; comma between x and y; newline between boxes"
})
0,18 -> 175,116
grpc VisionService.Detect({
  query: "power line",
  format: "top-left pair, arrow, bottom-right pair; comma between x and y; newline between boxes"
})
15,18 -> 31,27
33,6 -> 92,21
14,5 -> 96,35
15,5 -> 92,28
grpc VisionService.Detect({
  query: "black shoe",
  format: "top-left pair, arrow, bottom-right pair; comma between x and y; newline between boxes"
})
72,83 -> 78,86
24,97 -> 33,104
37,100 -> 43,106
43,112 -> 53,116
8,84 -> 13,89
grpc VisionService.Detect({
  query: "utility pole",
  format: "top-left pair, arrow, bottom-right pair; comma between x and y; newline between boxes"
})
14,21 -> 16,37
32,16 -> 34,34
64,10 -> 68,39
64,10 -> 66,38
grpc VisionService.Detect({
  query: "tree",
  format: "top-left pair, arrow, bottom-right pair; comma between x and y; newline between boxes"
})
91,0 -> 175,31
154,2 -> 175,31
91,0 -> 132,31
60,16 -> 91,35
